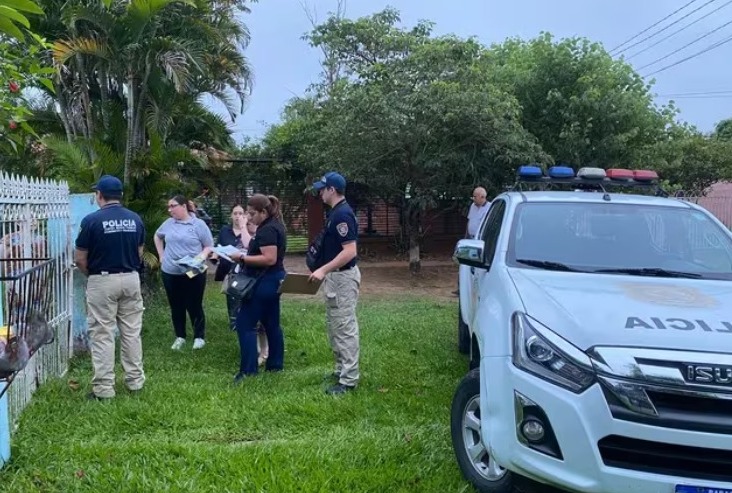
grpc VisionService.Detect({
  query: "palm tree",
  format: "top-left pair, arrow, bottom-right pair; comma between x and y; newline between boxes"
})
51,0 -> 199,185
43,0 -> 252,185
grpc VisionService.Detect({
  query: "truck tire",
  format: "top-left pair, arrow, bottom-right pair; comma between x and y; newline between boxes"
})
451,369 -> 513,493
458,300 -> 470,354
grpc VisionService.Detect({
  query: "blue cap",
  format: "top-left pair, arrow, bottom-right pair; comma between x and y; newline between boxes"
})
92,175 -> 123,194
312,171 -> 346,192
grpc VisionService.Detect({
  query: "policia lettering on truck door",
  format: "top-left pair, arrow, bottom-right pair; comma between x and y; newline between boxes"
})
308,172 -> 361,396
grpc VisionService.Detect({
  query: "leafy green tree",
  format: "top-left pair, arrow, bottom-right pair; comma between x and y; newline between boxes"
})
642,123 -> 732,195
0,35 -> 54,155
488,33 -> 676,167
35,0 -> 251,185
714,118 -> 732,142
0,0 -> 52,159
284,8 -> 547,272
0,0 -> 43,40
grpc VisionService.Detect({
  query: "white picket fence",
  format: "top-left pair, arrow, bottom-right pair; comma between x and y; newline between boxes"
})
0,173 -> 73,428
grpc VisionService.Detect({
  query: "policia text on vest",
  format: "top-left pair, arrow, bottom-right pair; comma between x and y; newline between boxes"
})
74,175 -> 146,401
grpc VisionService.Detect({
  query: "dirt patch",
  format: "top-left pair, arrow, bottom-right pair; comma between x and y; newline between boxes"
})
282,254 -> 458,300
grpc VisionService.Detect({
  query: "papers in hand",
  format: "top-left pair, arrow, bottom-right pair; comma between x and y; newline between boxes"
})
175,255 -> 206,269
212,244 -> 244,262
175,255 -> 209,278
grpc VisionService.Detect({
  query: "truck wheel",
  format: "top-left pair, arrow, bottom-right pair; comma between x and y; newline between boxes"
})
458,300 -> 470,354
451,369 -> 513,493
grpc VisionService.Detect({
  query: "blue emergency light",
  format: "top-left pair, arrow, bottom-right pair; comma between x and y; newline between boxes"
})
517,165 -> 543,178
547,165 -> 574,178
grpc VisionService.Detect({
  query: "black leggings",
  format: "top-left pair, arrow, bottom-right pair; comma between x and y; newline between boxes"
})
162,272 -> 207,340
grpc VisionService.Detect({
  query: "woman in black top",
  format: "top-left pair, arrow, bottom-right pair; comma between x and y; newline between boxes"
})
214,205 -> 252,329
229,194 -> 287,382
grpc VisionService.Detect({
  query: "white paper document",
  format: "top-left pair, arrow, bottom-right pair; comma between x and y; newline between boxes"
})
212,244 -> 245,262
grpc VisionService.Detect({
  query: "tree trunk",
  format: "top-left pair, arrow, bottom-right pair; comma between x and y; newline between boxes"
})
123,72 -> 136,187
75,54 -> 95,142
57,77 -> 79,140
408,228 -> 421,274
98,68 -> 110,133
55,90 -> 74,144
405,202 -> 422,274
133,66 -> 151,151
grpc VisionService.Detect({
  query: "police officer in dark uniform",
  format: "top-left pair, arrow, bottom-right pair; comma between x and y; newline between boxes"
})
309,171 -> 361,395
75,175 -> 146,400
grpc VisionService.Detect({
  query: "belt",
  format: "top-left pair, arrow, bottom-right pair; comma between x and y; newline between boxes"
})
337,265 -> 356,272
89,270 -> 136,276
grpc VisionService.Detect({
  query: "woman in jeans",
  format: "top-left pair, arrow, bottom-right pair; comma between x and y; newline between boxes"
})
214,205 -> 269,365
229,194 -> 287,383
154,195 -> 214,350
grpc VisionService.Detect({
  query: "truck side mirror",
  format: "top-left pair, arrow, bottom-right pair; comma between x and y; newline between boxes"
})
453,239 -> 488,269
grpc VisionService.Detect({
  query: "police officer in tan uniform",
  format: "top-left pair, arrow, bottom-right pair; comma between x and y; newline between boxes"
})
75,175 -> 146,400
309,172 -> 361,395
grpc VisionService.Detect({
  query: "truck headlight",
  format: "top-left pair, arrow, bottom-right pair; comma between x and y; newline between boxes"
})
512,312 -> 595,393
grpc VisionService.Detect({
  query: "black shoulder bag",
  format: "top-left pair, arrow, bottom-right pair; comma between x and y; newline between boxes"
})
306,229 -> 326,272
306,201 -> 347,272
225,265 -> 264,302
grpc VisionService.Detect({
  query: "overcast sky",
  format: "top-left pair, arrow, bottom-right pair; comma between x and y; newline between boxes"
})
204,0 -> 732,143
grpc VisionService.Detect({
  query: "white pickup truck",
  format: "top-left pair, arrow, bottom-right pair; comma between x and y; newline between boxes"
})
451,165 -> 732,493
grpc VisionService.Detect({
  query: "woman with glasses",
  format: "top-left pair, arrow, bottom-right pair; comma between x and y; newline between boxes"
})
154,195 -> 214,351
228,194 -> 287,383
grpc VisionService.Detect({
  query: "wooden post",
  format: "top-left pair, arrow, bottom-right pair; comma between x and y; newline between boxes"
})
307,193 -> 324,244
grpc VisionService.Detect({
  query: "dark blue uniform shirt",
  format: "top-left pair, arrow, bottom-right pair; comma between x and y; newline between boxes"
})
214,225 -> 243,281
75,203 -> 146,275
321,199 -> 358,268
244,216 -> 287,276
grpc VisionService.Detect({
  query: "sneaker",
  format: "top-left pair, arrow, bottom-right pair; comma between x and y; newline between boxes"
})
193,338 -> 206,350
171,337 -> 185,350
326,383 -> 356,395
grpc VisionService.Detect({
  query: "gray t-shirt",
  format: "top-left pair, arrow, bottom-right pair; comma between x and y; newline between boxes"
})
155,215 -> 214,275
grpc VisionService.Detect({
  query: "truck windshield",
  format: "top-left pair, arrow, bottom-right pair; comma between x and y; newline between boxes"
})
507,202 -> 732,280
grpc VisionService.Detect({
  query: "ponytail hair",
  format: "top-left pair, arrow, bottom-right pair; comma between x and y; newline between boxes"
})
248,193 -> 282,221
267,195 -> 282,221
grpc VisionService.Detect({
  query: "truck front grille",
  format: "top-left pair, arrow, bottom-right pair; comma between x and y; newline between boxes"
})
598,435 -> 732,482
603,386 -> 732,434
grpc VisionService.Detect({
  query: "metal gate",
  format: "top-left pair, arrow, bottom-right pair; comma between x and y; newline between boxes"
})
0,173 -> 73,429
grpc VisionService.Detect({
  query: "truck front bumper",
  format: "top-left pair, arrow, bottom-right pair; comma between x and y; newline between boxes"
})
482,356 -> 732,493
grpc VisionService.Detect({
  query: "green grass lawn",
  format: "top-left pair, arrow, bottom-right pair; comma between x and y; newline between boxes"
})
0,287 -> 471,492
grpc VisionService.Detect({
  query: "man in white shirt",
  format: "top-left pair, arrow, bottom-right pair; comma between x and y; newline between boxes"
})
453,187 -> 491,296
465,187 -> 490,239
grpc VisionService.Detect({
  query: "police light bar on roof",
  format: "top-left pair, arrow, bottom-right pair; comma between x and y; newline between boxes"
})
547,165 -> 574,178
606,168 -> 634,180
577,167 -> 606,179
517,165 -> 543,178
633,170 -> 659,181
513,165 -> 661,188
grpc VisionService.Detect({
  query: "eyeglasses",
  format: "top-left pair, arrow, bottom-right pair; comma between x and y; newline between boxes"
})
167,204 -> 182,209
